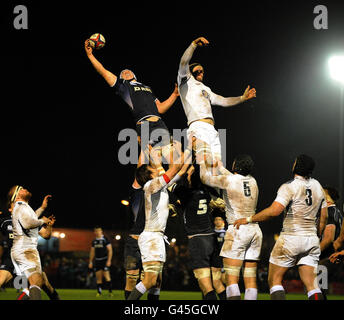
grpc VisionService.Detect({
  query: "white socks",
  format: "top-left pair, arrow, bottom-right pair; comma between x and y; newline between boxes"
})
270,285 -> 284,294
136,281 -> 147,294
226,284 -> 240,298
244,288 -> 258,300
307,288 -> 322,298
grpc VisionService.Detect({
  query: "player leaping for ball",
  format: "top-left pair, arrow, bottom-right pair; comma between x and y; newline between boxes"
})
84,39 -> 182,178
178,37 -> 256,166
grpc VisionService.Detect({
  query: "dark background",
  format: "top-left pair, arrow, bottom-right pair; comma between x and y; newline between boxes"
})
0,0 -> 343,235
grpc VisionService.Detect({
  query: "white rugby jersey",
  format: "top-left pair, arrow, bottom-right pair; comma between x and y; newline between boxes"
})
275,175 -> 327,236
143,174 -> 179,233
177,42 -> 242,126
201,168 -> 259,224
11,201 -> 45,250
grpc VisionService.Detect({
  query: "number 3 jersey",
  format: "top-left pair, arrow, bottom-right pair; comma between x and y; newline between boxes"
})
274,176 -> 327,236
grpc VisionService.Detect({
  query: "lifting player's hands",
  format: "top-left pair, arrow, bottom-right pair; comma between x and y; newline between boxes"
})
84,39 -> 93,56
233,218 -> 248,229
192,37 -> 209,47
148,144 -> 163,169
329,250 -> 344,264
41,195 -> 52,210
241,85 -> 257,101
47,215 -> 56,226
41,216 -> 52,225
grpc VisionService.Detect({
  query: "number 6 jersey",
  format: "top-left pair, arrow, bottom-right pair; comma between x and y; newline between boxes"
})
274,175 -> 327,236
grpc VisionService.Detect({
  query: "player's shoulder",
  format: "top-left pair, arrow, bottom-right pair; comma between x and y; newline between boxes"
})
310,177 -> 323,189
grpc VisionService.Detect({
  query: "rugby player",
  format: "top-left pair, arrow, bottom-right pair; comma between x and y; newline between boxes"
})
123,180 -> 146,300
89,226 -> 113,297
170,164 -> 222,300
177,37 -> 256,165
127,144 -> 192,300
318,187 -> 343,299
17,213 -> 60,301
211,214 -> 227,299
320,187 -> 343,258
201,155 -> 262,300
84,39 -> 181,176
234,155 -> 328,300
8,186 -> 55,300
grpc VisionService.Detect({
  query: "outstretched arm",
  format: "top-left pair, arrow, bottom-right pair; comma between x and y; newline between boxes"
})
35,195 -> 52,218
200,161 -> 229,190
84,39 -> 117,87
156,84 -> 179,114
211,86 -> 256,107
234,201 -> 285,229
178,37 -> 209,79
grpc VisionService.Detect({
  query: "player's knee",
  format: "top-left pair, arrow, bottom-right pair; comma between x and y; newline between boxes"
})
142,264 -> 162,288
211,269 -> 222,282
126,272 -> 139,282
194,268 -> 211,280
223,264 -> 241,278
243,267 -> 257,279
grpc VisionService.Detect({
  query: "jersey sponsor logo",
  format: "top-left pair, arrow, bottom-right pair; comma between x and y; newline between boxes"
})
134,86 -> 152,93
201,90 -> 210,100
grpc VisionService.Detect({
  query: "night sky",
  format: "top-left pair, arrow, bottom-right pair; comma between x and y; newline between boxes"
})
1,1 -> 344,235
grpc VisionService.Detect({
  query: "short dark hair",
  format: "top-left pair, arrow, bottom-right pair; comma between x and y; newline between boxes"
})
323,186 -> 340,202
232,154 -> 254,176
135,164 -> 153,188
293,154 -> 315,178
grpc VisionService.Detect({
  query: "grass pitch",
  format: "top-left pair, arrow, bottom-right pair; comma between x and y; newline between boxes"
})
0,288 -> 343,300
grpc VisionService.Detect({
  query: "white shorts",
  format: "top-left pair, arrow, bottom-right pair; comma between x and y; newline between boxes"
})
187,121 -> 222,160
220,224 -> 262,261
138,231 -> 166,263
11,247 -> 42,278
269,233 -> 320,268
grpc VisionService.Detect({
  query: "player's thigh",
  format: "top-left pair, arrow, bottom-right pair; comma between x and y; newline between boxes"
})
268,262 -> 289,287
188,236 -> 213,271
0,270 -> 13,286
244,226 -> 263,261
28,272 -> 43,287
139,232 -> 166,264
298,265 -> 318,291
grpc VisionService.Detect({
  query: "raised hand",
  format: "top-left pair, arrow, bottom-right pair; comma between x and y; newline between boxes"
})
192,37 -> 209,47
41,195 -> 52,210
84,39 -> 93,56
241,85 -> 257,101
